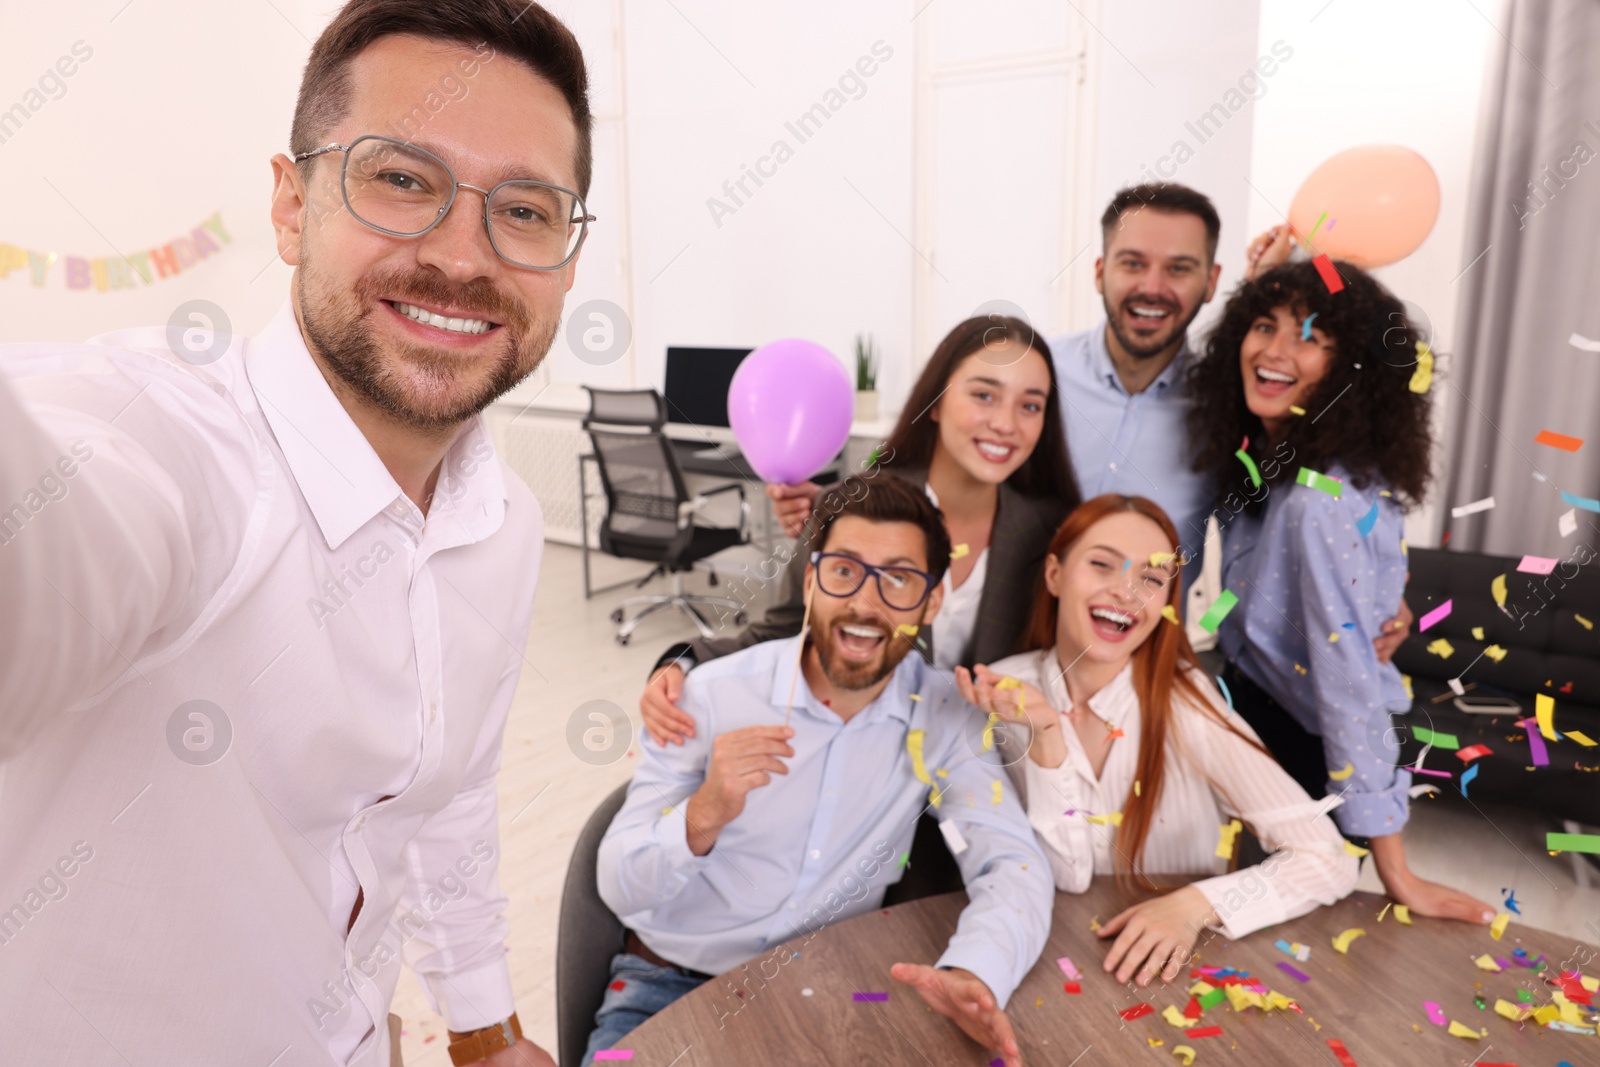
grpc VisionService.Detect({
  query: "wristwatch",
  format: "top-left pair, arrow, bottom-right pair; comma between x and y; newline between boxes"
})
446,1012 -> 522,1066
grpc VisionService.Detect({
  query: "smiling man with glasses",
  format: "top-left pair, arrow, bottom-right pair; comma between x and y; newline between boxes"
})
0,2 -> 587,1065
592,476 -> 1051,1067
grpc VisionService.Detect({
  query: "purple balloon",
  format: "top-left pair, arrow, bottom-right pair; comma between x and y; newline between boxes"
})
727,338 -> 854,484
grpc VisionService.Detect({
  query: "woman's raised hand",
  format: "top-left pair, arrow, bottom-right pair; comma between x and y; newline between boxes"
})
956,664 -> 1059,734
1244,224 -> 1296,280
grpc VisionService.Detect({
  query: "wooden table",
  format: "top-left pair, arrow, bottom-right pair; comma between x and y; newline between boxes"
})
616,880 -> 1597,1066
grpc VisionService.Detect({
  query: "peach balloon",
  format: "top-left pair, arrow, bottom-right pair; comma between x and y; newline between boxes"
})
1287,145 -> 1440,268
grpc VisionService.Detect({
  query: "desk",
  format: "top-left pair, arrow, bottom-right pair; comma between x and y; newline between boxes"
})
615,881 -> 1597,1066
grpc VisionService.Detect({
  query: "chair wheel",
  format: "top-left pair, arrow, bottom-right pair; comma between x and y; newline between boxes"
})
708,570 -> 719,588
610,608 -> 624,623
735,611 -> 748,626
615,633 -> 630,646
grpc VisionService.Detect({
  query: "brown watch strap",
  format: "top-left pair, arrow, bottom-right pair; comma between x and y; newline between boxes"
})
446,1012 -> 521,1066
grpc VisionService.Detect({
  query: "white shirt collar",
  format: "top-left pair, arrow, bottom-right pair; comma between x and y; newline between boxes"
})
1037,648 -> 1138,726
244,300 -> 507,551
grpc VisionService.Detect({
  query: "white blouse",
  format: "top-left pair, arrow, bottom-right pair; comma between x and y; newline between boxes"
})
932,546 -> 988,672
986,649 -> 1360,938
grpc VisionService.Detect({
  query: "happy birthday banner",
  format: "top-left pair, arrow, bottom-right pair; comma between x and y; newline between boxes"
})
0,211 -> 233,291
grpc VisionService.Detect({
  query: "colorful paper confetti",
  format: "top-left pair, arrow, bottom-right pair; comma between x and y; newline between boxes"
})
1489,913 -> 1510,940
1417,600 -> 1452,632
1277,962 -> 1311,982
1332,928 -> 1366,954
1534,429 -> 1584,452
1451,496 -> 1495,517
1356,500 -> 1379,536
1312,253 -> 1344,293
1517,555 -> 1559,574
1295,467 -> 1343,497
852,991 -> 889,1002
1197,590 -> 1239,634
1409,342 -> 1434,393
1214,818 -> 1242,859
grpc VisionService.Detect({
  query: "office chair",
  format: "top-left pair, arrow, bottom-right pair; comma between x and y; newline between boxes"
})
583,387 -> 751,645
556,782 -> 629,1067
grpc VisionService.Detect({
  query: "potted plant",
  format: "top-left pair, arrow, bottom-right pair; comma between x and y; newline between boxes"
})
854,332 -> 879,422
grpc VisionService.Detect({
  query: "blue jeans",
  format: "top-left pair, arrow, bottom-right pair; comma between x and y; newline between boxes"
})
581,952 -> 709,1065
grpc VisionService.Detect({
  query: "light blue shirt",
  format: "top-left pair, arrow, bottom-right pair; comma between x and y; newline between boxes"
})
1048,324 -> 1215,580
1217,463 -> 1414,838
597,634 -> 1052,1007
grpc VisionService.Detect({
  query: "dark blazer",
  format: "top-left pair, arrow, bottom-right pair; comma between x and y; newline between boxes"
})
684,468 -> 1070,670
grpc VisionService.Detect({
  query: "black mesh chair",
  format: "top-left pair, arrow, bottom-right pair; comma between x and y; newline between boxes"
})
583,387 -> 750,645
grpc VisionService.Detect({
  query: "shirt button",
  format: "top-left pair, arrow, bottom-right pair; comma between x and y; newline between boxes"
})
1108,462 -> 1118,472
809,849 -> 821,860
788,902 -> 797,910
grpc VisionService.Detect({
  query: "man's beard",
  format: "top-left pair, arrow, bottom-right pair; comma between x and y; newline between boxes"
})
296,253 -> 557,433
1103,291 -> 1201,361
812,609 -> 923,691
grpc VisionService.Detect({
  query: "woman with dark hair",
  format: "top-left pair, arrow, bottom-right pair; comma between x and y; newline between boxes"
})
959,494 -> 1358,986
1187,257 -> 1493,924
639,315 -> 1082,744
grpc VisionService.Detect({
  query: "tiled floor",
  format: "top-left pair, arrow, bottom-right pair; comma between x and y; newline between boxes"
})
391,542 -> 1600,1064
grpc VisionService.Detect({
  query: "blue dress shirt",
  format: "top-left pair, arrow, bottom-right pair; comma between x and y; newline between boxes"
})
597,634 -> 1053,1008
1217,463 -> 1414,838
1048,324 -> 1216,578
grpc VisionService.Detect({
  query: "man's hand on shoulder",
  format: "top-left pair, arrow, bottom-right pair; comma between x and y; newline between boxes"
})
889,963 -> 1022,1066
683,725 -> 793,856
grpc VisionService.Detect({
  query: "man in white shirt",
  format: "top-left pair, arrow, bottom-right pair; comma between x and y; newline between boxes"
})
0,2 -> 591,1064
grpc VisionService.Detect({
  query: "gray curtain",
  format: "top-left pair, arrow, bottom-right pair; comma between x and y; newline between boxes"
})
1444,0 -> 1600,557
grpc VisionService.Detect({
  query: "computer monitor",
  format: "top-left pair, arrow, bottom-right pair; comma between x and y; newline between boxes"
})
662,346 -> 751,436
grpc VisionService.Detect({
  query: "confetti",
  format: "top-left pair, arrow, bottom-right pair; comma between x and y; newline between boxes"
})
1356,501 -> 1378,536
593,1053 -> 634,1062
1214,818 -> 1242,858
1312,253 -> 1344,293
852,991 -> 889,1002
1535,694 -> 1557,740
1120,1003 -> 1155,1021
1086,812 -> 1124,826
1456,744 -> 1492,761
1489,913 -> 1510,940
1501,888 -> 1521,914
1483,644 -> 1507,662
895,623 -> 919,637
1057,956 -> 1083,980
1451,496 -> 1496,517
1409,341 -> 1434,393
1289,405 -> 1307,416
1561,490 -> 1600,513
1161,604 -> 1181,625
1301,312 -> 1319,340
1344,840 -> 1369,858
1559,508 -> 1579,536
1234,447 -> 1262,487
1394,905 -> 1410,924
1493,998 -> 1528,1021
1277,962 -> 1311,982
1328,762 -> 1354,780
1171,1046 -> 1196,1065
937,819 -> 968,855
1197,590 -> 1239,633
906,729 -> 932,785
1295,466 -> 1343,497
1062,981 -> 1081,994
1534,429 -> 1584,452
981,711 -> 998,752
1417,600 -> 1452,631
1569,331 -> 1600,351
1332,928 -> 1366,954
1413,725 -> 1459,749
1566,730 -> 1596,746
1577,614 -> 1594,630
991,780 -> 1002,805
1471,626 -> 1485,640
1423,1001 -> 1446,1024
1150,552 -> 1177,567
1425,638 -> 1455,659
1546,831 -> 1600,854
1184,1026 -> 1223,1039
1490,573 -> 1507,607
1459,763 -> 1479,796
1474,954 -> 1501,971
1517,555 -> 1559,575
1446,1019 -> 1481,1039
1523,719 -> 1550,766
949,543 -> 970,559
1327,1038 -> 1358,1067
1089,914 -> 1101,931
1163,1005 -> 1192,1027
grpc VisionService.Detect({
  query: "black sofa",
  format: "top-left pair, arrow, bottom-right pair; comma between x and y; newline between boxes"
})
1391,546 -> 1600,826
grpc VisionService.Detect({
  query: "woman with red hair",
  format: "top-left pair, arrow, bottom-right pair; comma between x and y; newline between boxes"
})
957,494 -> 1358,988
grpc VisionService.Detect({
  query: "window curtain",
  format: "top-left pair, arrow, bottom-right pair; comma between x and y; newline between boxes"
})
1443,0 -> 1600,557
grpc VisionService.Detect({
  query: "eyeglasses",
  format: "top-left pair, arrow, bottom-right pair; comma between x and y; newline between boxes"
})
292,134 -> 595,271
809,552 -> 936,611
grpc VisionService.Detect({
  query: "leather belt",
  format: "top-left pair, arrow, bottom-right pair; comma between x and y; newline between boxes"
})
624,930 -> 712,980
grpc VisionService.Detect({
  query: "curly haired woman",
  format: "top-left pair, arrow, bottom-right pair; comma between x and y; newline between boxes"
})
1186,254 -> 1493,925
